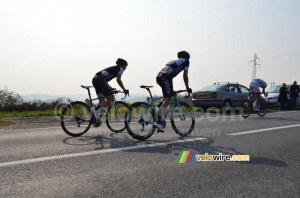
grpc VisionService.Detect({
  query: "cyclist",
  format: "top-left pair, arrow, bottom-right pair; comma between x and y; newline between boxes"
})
249,78 -> 267,111
155,51 -> 193,131
92,58 -> 129,113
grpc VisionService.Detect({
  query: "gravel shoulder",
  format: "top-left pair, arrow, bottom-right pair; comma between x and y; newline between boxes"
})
0,116 -> 60,130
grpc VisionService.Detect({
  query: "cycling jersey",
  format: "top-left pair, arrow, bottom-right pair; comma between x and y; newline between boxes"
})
250,79 -> 267,93
157,58 -> 189,98
93,65 -> 124,98
96,65 -> 124,82
157,58 -> 189,79
250,79 -> 267,87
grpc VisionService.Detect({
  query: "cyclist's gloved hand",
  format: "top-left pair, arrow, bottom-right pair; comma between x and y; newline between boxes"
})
124,89 -> 129,96
187,87 -> 193,94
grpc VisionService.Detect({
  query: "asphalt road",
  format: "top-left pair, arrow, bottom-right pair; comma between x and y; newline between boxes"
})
0,110 -> 299,198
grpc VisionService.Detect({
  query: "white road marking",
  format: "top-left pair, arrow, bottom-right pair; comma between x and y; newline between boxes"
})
0,137 -> 206,168
228,124 -> 300,136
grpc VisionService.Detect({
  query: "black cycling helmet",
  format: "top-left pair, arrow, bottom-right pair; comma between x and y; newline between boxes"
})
177,51 -> 190,60
116,58 -> 128,67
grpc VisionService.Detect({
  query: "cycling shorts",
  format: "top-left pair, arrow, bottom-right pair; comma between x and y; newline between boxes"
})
156,75 -> 173,98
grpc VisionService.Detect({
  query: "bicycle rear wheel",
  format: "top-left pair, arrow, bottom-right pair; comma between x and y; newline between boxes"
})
257,102 -> 267,117
125,102 -> 155,141
106,101 -> 129,133
240,100 -> 252,118
60,101 -> 92,137
170,102 -> 195,137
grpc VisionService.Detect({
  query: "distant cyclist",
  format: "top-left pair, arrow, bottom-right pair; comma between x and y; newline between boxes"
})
249,78 -> 267,111
156,51 -> 192,131
92,58 -> 129,111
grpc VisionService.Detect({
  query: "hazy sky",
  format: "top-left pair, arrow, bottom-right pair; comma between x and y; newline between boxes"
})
1,0 -> 300,97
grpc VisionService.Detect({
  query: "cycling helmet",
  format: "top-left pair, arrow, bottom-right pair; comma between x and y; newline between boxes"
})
116,58 -> 128,67
177,51 -> 190,60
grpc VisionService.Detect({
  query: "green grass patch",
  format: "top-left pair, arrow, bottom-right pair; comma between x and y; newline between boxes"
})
0,109 -> 55,119
0,119 -> 14,127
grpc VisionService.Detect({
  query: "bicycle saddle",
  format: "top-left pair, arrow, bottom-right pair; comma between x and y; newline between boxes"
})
81,85 -> 94,89
140,85 -> 153,89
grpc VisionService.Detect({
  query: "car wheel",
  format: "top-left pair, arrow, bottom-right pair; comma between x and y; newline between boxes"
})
222,100 -> 232,112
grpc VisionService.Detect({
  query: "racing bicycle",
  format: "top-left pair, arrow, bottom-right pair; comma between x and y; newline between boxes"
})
60,85 -> 129,137
125,85 -> 195,141
240,92 -> 267,118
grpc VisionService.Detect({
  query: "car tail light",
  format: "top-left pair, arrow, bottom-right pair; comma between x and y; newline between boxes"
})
212,92 -> 218,99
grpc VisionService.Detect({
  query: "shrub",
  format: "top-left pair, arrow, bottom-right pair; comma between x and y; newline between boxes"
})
0,87 -> 72,112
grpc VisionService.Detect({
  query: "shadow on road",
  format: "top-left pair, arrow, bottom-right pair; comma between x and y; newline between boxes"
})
63,135 -> 287,167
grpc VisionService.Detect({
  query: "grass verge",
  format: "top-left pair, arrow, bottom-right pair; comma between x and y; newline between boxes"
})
0,109 -> 55,127
0,109 -> 54,118
0,119 -> 14,127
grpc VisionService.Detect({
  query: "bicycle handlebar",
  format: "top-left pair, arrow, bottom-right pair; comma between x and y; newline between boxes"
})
174,90 -> 191,98
138,85 -> 191,99
112,89 -> 129,100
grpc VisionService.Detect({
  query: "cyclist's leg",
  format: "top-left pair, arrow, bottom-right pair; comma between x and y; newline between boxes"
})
252,85 -> 260,110
92,75 -> 106,106
100,94 -> 115,109
156,76 -> 173,119
97,75 -> 115,109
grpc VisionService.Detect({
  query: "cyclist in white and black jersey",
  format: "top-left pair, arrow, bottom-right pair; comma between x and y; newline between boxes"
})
92,58 -> 129,110
155,51 -> 192,131
249,78 -> 267,111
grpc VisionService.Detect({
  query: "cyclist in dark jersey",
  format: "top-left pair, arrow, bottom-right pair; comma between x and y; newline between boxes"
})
155,51 -> 192,131
92,58 -> 129,109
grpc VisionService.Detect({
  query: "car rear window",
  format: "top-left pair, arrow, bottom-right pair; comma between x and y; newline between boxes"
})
200,85 -> 223,91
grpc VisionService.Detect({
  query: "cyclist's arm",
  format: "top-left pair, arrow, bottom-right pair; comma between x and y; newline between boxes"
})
116,74 -> 126,91
261,87 -> 266,96
183,70 -> 189,89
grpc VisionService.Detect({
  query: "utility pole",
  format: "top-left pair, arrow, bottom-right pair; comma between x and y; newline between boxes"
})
249,54 -> 260,80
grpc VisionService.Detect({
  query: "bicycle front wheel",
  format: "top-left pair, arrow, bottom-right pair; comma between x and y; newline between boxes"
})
106,101 -> 129,133
240,100 -> 252,118
60,101 -> 92,137
257,102 -> 267,117
125,102 -> 155,141
170,102 -> 195,137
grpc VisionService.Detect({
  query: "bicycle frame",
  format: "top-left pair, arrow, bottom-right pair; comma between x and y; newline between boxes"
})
125,85 -> 195,140
141,87 -> 187,126
82,85 -> 125,108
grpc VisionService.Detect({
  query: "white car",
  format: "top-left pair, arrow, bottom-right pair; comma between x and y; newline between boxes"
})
265,85 -> 280,106
265,84 -> 300,106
